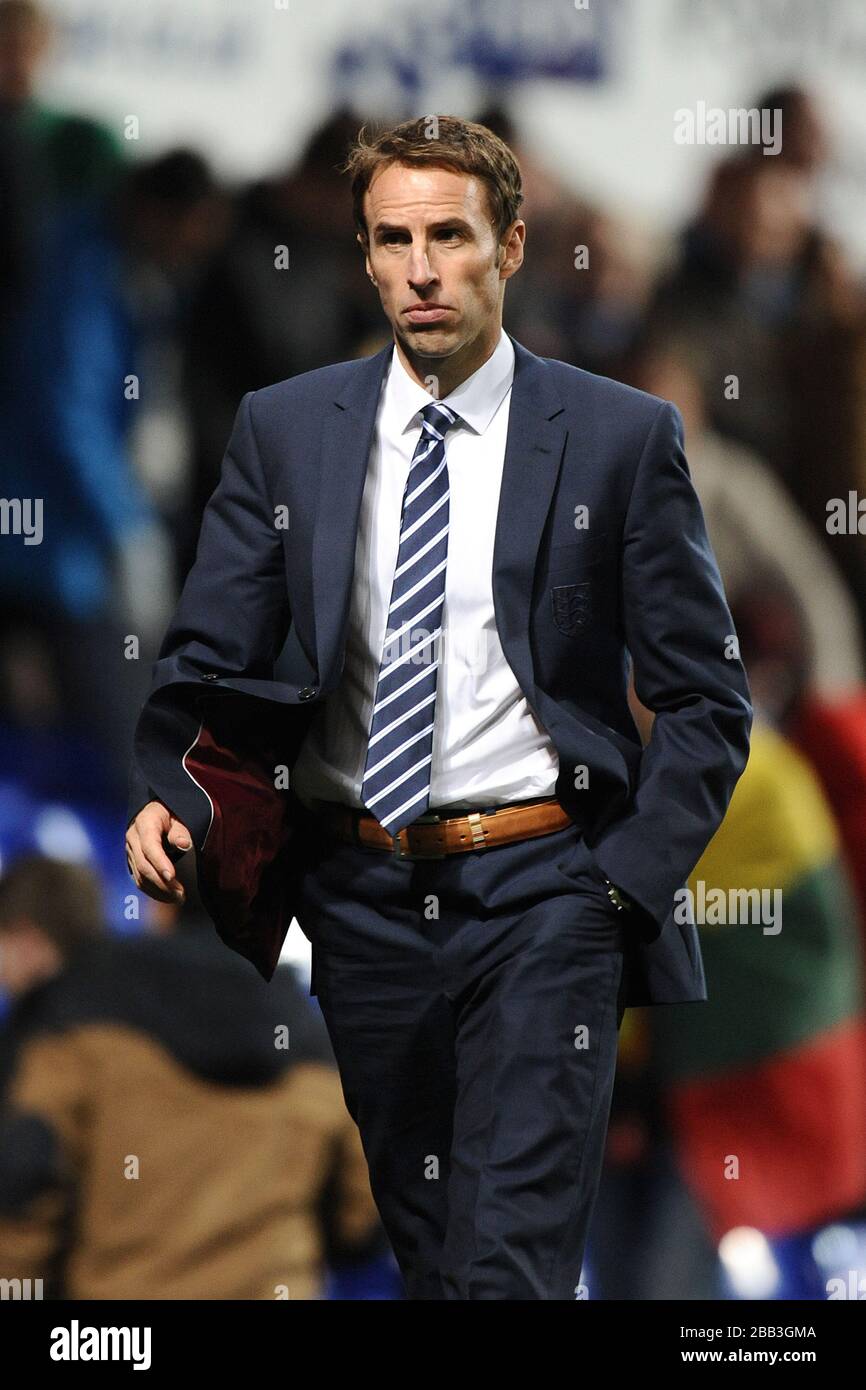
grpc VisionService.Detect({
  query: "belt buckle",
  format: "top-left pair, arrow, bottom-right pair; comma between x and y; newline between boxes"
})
391,811 -> 446,861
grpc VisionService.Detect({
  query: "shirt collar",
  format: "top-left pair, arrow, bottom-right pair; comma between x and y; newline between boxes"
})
386,327 -> 515,437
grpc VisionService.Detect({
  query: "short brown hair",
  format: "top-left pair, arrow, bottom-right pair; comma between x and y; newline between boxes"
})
0,855 -> 104,958
343,114 -> 523,249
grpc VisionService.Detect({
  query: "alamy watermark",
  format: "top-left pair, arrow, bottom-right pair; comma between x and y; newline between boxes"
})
0,497 -> 43,545
674,101 -> 782,155
675,879 -> 782,933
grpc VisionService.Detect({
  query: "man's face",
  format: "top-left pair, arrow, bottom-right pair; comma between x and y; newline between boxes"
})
361,162 -> 524,362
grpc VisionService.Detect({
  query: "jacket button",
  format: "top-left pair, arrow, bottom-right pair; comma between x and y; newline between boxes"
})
297,686 -> 318,701
201,672 -> 220,681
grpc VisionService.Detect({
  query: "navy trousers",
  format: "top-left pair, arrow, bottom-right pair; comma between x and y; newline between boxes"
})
294,806 -> 628,1300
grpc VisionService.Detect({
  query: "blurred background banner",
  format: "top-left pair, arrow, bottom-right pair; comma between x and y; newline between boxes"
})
34,0 -> 866,263
1,0 -> 866,1303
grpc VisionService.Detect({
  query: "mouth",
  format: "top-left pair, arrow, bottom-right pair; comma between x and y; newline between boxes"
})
404,305 -> 452,324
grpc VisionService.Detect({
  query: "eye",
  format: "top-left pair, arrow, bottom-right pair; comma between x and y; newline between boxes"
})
437,228 -> 462,241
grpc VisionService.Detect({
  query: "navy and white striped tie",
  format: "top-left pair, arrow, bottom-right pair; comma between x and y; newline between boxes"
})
361,399 -> 462,838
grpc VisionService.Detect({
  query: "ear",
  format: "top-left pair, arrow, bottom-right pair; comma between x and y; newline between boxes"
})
357,231 -> 373,279
499,220 -> 526,281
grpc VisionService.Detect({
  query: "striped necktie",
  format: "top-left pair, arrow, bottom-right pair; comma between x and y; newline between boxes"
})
360,399 -> 462,837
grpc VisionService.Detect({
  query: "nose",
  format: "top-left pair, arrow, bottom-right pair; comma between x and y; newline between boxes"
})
407,239 -> 438,291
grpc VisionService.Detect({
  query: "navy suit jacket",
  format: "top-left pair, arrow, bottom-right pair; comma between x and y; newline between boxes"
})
127,334 -> 753,1007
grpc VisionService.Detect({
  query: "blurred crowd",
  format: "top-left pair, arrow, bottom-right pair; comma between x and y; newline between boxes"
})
1,0 -> 866,1298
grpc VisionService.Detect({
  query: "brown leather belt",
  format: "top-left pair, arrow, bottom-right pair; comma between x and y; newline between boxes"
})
307,795 -> 575,860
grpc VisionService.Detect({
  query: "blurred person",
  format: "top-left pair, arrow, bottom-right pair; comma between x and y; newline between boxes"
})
589,1046 -> 724,1299
0,856 -> 103,1014
631,333 -> 866,940
593,705 -> 866,1299
126,113 -> 752,1300
784,298 -> 866,636
0,148 -> 230,797
646,697 -> 866,1284
508,201 -> 651,375
477,104 -> 651,372
647,157 -> 808,475
627,332 -> 865,702
749,87 -> 866,630
669,144 -> 819,327
183,110 -> 380,563
0,0 -> 123,203
0,147 -> 228,632
648,133 -> 866,632
746,84 -> 830,175
594,594 -> 866,1298
0,853 -> 384,1299
648,82 -> 866,492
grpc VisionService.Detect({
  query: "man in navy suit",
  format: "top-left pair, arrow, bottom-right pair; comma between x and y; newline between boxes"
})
126,116 -> 752,1299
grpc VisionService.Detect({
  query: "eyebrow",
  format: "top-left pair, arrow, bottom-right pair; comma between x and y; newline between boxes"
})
372,217 -> 475,237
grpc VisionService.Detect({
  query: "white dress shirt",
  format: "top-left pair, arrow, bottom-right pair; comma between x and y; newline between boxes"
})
290,327 -> 560,814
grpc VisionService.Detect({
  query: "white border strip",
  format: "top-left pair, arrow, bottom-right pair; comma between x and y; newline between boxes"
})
181,717 -> 216,852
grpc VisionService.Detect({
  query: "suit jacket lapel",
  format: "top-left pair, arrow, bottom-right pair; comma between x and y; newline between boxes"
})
312,341 -> 392,692
491,335 -> 567,698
